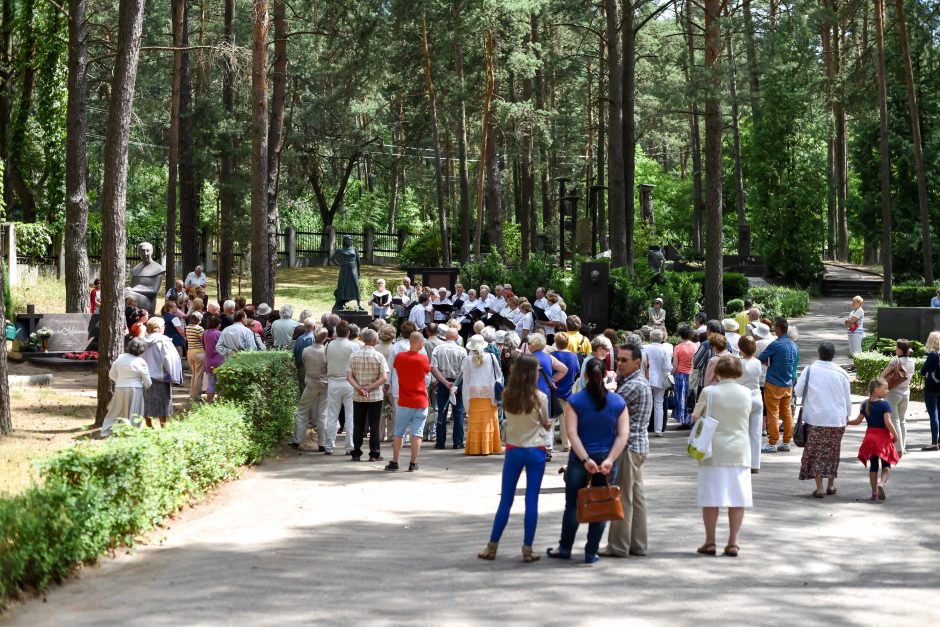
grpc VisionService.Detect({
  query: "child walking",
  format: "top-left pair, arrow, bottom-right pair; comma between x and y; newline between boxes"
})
848,377 -> 900,500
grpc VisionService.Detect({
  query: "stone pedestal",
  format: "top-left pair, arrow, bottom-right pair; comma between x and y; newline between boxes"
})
337,311 -> 373,329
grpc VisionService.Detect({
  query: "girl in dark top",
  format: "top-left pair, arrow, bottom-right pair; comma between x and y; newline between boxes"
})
848,377 -> 899,501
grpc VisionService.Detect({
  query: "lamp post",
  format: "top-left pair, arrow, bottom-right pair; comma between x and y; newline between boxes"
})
561,188 -> 580,266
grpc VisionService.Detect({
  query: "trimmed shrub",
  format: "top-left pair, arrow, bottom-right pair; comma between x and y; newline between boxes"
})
687,271 -> 750,303
746,286 -> 810,320
866,336 -> 926,358
893,282 -> 939,307
725,298 -> 745,314
853,351 -> 926,391
214,351 -> 297,461
398,230 -> 442,268
0,402 -> 254,602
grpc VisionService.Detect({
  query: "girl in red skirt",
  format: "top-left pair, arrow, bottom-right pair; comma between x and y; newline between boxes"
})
848,377 -> 900,500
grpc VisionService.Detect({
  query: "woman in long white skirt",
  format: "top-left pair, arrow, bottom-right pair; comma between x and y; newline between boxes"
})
101,338 -> 152,438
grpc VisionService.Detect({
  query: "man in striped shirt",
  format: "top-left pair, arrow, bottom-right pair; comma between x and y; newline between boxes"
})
346,328 -> 389,462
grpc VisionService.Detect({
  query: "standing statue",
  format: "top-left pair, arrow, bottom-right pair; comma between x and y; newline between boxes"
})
125,242 -> 165,315
648,245 -> 666,285
331,235 -> 362,311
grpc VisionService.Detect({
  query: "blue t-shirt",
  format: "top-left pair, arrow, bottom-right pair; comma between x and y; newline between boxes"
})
567,389 -> 626,455
863,399 -> 892,429
554,351 -> 581,400
534,350 -> 554,397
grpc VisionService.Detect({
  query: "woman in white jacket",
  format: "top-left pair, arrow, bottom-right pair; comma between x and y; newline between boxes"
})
645,328 -> 673,437
100,338 -> 152,438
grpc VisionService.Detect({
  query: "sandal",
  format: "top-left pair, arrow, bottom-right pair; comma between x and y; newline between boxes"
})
696,543 -> 717,556
812,490 -> 824,499
522,545 -> 540,563
478,542 -> 498,560
724,544 -> 739,557
826,487 -> 837,495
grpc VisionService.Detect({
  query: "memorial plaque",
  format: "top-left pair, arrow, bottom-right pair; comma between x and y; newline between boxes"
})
41,314 -> 100,352
580,262 -> 609,334
407,267 -> 458,293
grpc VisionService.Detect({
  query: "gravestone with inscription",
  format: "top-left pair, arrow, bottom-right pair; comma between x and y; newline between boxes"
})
14,307 -> 99,353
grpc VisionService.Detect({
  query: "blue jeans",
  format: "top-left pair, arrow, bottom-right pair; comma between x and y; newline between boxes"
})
489,447 -> 547,546
558,451 -> 619,556
926,393 -> 940,445
436,382 -> 464,448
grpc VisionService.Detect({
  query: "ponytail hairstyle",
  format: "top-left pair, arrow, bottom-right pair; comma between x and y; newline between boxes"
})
583,358 -> 608,410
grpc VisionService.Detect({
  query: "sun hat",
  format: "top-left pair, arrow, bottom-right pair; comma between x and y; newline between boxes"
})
751,322 -> 771,339
255,303 -> 273,317
722,318 -> 740,332
495,330 -> 507,345
653,297 -> 663,304
466,334 -> 487,352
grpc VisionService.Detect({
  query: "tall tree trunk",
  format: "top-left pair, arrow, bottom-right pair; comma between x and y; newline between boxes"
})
830,0 -> 849,261
452,15 -> 471,263
532,13 -> 550,235
218,0 -> 235,300
388,99 -> 404,230
65,0 -> 89,313
726,20 -> 747,257
166,0 -> 184,288
95,0 -> 147,426
826,137 -> 836,259
263,0 -> 286,301
474,32 -> 495,257
684,0 -> 704,253
0,0 -> 11,211
0,257 -> 9,434
622,2 -> 636,273
605,0 -> 627,268
741,0 -> 759,124
485,79 -> 504,255
9,0 -> 37,220
895,0 -> 933,282
596,26 -> 605,248
873,0 -> 891,302
703,0 -> 723,318
179,0 -> 200,272
250,0 -> 271,305
420,11 -> 451,266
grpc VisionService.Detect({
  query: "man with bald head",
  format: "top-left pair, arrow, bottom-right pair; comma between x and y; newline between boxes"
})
431,328 -> 468,449
386,332 -> 431,472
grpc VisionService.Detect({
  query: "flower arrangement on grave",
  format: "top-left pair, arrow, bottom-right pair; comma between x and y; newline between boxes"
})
63,351 -> 99,361
26,327 -> 54,351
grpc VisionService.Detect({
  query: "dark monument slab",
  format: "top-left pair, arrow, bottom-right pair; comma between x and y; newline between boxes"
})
581,262 -> 609,334
407,267 -> 458,293
877,307 -> 940,344
14,307 -> 100,352
337,310 -> 373,330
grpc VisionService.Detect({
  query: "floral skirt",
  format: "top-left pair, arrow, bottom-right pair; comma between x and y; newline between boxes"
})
465,397 -> 502,456
799,425 -> 845,480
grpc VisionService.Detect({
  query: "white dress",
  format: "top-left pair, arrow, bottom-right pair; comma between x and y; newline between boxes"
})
697,467 -> 753,508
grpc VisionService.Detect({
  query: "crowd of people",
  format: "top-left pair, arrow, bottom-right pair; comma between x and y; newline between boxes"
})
99,272 -> 940,563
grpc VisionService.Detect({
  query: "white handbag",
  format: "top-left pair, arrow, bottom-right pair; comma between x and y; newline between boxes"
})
687,388 -> 719,461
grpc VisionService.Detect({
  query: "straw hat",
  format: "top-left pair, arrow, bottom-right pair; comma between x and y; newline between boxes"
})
255,303 -> 272,317
466,334 -> 487,352
722,318 -> 740,332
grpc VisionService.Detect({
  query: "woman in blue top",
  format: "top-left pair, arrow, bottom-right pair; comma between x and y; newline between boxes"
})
547,358 -> 630,564
527,333 -> 569,459
552,332 -> 581,452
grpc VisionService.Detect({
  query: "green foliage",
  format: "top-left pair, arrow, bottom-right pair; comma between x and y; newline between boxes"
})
0,402 -> 254,602
685,271 -> 750,304
726,299 -> 745,314
398,230 -> 443,268
657,271 -> 703,330
1,260 -> 11,315
866,337 -> 926,358
12,222 -> 53,260
893,282 -> 939,307
608,267 -> 652,331
853,352 -> 926,391
214,351 -> 297,461
459,250 -> 570,307
746,286 -> 810,320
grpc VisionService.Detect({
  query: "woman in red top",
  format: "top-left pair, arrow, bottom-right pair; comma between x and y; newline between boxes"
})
672,324 -> 697,428
90,278 -> 101,313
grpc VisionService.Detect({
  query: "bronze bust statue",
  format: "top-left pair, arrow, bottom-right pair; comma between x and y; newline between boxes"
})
125,242 -> 165,315
331,235 -> 362,311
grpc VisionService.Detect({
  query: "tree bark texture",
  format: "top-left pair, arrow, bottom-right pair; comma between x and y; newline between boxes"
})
9,0 -> 37,220
485,80 -> 504,255
622,2 -> 636,273
96,0 -> 147,425
895,0 -> 933,282
420,11 -> 451,266
250,0 -> 271,306
65,0 -> 89,313
0,0 -> 12,211
605,0 -> 627,269
474,32 -> 495,257
166,0 -> 183,288
0,256 -> 10,435
703,0 -> 723,319
873,0 -> 891,302
217,0 -> 235,300
451,8 -> 471,263
684,0 -> 704,253
261,0 -> 286,305
741,0 -> 759,125
726,19 -> 747,257
179,0 -> 200,273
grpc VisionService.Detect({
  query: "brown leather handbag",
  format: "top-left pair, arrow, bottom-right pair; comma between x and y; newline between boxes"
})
577,474 -> 624,524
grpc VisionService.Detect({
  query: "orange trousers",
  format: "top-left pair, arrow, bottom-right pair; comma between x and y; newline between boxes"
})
764,382 -> 793,445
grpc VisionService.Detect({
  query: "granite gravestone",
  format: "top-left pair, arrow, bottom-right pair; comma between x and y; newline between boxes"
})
41,314 -> 100,352
580,262 -> 609,333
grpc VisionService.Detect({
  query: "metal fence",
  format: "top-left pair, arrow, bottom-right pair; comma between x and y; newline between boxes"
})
374,231 -> 399,256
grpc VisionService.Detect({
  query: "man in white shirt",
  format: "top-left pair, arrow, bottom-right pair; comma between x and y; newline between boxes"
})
166,279 -> 185,300
533,287 -> 549,311
479,285 -> 497,312
409,294 -> 430,330
491,285 -> 507,313
217,311 -> 264,355
323,320 -> 361,455
402,276 -> 416,301
184,265 -> 208,290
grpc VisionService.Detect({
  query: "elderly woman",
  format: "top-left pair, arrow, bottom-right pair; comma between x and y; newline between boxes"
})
529,333 -> 569,459
271,304 -> 300,348
692,355 -> 752,557
372,279 -> 392,320
672,324 -> 697,428
920,331 -> 940,451
478,356 -> 552,563
142,317 -> 183,428
646,328 -> 672,437
515,300 -> 536,344
547,358 -> 630,564
202,315 -> 223,403
100,338 -> 151,438
462,334 -> 504,455
552,332 -> 581,452
880,339 -> 915,455
795,341 -> 852,497
703,333 -> 730,388
844,296 -> 865,356
648,298 -> 666,330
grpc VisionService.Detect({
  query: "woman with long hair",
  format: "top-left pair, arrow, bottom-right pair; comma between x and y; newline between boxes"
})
547,358 -> 630,564
462,335 -> 503,455
920,331 -> 940,451
478,356 -> 552,563
880,339 -> 914,455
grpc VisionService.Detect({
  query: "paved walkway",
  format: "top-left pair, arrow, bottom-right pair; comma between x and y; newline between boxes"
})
790,296 -> 858,367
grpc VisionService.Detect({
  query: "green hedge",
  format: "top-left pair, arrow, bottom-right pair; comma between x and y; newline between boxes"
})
892,282 -> 939,307
215,351 -> 297,461
687,271 -> 750,303
746,286 -> 810,319
853,351 -> 926,390
0,352 -> 298,603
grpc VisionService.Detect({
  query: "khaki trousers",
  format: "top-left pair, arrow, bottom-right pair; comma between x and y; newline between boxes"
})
603,450 -> 648,556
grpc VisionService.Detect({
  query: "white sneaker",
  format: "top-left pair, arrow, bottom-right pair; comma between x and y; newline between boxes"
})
761,444 -> 778,454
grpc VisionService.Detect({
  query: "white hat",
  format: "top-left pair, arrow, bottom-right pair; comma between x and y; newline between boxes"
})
466,334 -> 487,353
653,297 -> 663,304
752,322 -> 771,339
722,318 -> 740,332
495,330 -> 507,345
256,303 -> 272,317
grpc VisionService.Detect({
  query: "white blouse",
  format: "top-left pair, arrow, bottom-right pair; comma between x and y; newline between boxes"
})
109,353 -> 152,389
461,353 -> 504,411
738,356 -> 762,392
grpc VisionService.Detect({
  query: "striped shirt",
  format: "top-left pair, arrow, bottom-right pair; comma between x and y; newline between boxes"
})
185,324 -> 205,353
347,346 -> 388,402
616,370 -> 653,455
